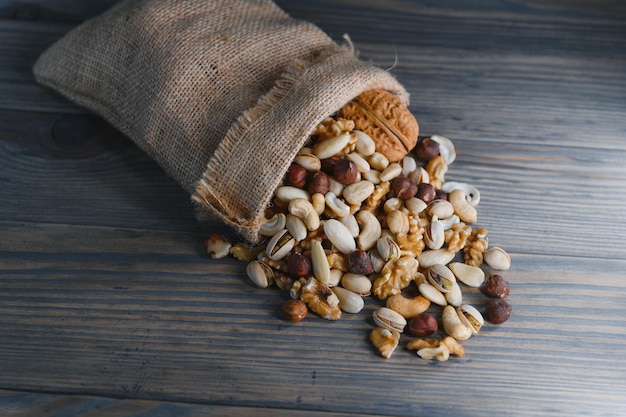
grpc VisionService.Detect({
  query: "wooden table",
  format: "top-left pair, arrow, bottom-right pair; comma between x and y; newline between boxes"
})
1,1 -> 625,416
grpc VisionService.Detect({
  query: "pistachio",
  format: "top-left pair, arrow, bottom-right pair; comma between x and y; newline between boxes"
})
376,236 -> 401,261
427,264 -> 456,293
373,307 -> 407,333
484,247 -> 511,270
442,305 -> 472,340
458,304 -> 484,334
427,199 -> 455,219
266,229 -> 295,261
424,217 -> 445,250
448,262 -> 485,287
332,286 -> 364,314
445,280 -> 463,307
295,152 -> 321,171
324,219 -> 357,254
246,260 -> 274,288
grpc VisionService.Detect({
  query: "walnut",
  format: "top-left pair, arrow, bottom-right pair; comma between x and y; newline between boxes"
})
299,277 -> 341,320
444,222 -> 472,253
370,327 -> 400,358
372,255 -> 418,300
326,252 -> 347,272
338,89 -> 419,162
363,181 -> 391,211
407,336 -> 465,358
314,117 -> 355,140
230,243 -> 266,262
464,227 -> 488,267
425,155 -> 447,189
396,232 -> 425,258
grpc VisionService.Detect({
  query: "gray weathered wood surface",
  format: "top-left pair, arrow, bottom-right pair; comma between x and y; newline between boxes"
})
1,1 -> 625,416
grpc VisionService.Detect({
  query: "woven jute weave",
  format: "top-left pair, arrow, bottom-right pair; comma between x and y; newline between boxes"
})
34,0 -> 409,242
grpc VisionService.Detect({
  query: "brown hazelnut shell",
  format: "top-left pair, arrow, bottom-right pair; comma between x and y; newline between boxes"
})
338,89 -> 419,162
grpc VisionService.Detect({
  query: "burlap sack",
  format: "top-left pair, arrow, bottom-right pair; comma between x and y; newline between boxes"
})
34,0 -> 409,242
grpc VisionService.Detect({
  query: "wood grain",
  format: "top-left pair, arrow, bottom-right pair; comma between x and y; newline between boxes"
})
1,0 -> 625,416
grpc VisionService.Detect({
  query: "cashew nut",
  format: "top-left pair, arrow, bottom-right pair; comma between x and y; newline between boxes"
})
311,192 -> 326,215
441,181 -> 480,207
355,210 -> 381,251
288,198 -> 320,231
386,294 -> 430,319
259,213 -> 287,236
429,134 -> 456,165
449,188 -> 477,223
325,192 -> 350,217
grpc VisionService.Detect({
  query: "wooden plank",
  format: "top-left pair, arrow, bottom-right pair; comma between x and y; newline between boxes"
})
0,389 -> 391,417
1,222 -> 625,416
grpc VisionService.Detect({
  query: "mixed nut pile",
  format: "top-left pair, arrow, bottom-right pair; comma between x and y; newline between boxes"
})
205,89 -> 512,361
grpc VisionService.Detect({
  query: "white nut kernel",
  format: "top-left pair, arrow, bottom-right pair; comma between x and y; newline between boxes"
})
368,152 -> 389,171
362,169 -> 381,184
418,282 -> 448,306
409,167 -> 429,185
286,214 -> 308,241
323,219 -> 356,254
339,213 -> 360,238
354,130 -> 376,156
379,162 -> 403,182
325,192 -> 351,217
275,186 -> 310,202
417,249 -> 455,269
288,198 -> 320,231
448,262 -> 485,287
311,240 -> 331,285
332,286 -> 364,313
386,210 -> 410,235
259,213 -> 287,236
442,305 -> 472,340
346,152 -> 371,173
356,210 -> 382,251
341,273 -> 372,296
449,189 -> 477,223
401,155 -> 418,177
405,197 -> 427,214
343,181 -> 375,205
445,280 -> 463,307
313,133 -> 351,159
205,234 -> 232,259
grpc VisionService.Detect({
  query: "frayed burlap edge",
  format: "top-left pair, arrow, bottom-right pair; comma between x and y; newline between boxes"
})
193,44 -> 409,243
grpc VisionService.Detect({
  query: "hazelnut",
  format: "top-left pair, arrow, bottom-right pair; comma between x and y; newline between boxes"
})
434,189 -> 448,201
485,299 -> 512,324
481,274 -> 510,298
416,182 -> 436,203
320,155 -> 342,174
346,249 -> 374,274
282,299 -> 308,322
307,171 -> 330,195
284,164 -> 307,188
407,313 -> 438,337
333,159 -> 359,185
415,137 -> 440,161
391,176 -> 417,199
287,253 -> 312,278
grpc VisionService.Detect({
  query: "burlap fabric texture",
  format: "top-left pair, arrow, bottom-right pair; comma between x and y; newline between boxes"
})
34,0 -> 409,242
